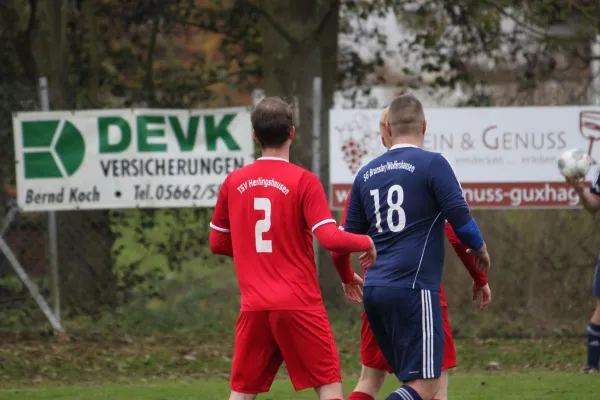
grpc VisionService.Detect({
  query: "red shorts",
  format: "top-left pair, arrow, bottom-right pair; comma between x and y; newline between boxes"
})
230,309 -> 342,393
361,305 -> 457,373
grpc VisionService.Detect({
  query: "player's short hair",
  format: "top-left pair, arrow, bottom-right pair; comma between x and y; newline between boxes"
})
387,94 -> 425,136
251,97 -> 294,148
379,106 -> 389,137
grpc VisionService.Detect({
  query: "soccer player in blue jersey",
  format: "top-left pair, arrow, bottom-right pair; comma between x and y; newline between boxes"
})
343,94 -> 491,400
567,171 -> 600,374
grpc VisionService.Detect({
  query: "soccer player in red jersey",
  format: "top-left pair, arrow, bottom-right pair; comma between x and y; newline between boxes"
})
332,107 -> 492,400
209,97 -> 377,400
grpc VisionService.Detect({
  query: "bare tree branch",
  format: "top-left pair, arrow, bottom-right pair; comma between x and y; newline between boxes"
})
238,0 -> 298,45
313,0 -> 340,40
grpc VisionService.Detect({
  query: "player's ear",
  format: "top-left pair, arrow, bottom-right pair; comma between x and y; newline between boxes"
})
386,121 -> 392,138
252,130 -> 259,143
289,126 -> 295,141
422,120 -> 427,136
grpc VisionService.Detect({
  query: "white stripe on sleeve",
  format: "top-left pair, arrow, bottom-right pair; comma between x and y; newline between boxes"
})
311,218 -> 336,232
209,222 -> 230,233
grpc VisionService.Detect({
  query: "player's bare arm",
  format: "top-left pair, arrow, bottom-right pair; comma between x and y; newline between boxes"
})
566,176 -> 600,214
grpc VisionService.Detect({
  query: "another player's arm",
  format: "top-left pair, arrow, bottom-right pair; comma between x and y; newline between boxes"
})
330,184 -> 370,275
301,172 -> 376,279
209,177 -> 234,257
445,222 -> 491,310
568,176 -> 600,214
330,194 -> 354,283
429,155 -> 490,271
445,222 -> 487,287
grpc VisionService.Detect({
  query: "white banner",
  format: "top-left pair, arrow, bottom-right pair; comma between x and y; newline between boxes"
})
330,106 -> 600,209
13,108 -> 254,211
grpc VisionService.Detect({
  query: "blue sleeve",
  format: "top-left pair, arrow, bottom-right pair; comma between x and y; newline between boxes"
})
428,154 -> 484,250
343,175 -> 369,234
591,168 -> 600,196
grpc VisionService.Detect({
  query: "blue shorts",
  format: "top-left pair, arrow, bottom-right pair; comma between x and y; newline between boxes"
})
593,257 -> 600,297
363,286 -> 443,382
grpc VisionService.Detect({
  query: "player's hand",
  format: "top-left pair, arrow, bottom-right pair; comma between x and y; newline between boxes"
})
472,282 -> 492,311
359,237 -> 377,269
566,176 -> 587,194
466,243 -> 490,272
343,273 -> 364,303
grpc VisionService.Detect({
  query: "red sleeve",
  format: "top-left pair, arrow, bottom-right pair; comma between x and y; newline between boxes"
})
209,229 -> 233,257
330,194 -> 354,283
445,221 -> 487,287
300,172 -> 337,232
210,177 -> 230,233
314,223 -> 371,254
299,179 -> 367,283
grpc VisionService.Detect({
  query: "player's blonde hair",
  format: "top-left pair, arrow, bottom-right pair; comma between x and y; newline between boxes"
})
379,106 -> 389,137
379,106 -> 392,149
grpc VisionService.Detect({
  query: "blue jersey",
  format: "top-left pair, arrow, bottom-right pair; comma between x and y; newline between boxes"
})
344,144 -> 473,291
592,167 -> 600,196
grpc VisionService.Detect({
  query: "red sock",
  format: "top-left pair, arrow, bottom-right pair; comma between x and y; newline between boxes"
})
348,392 -> 375,400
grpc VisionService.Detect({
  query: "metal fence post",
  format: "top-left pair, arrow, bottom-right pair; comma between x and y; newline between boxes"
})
591,34 -> 600,105
312,77 -> 322,278
38,77 -> 61,324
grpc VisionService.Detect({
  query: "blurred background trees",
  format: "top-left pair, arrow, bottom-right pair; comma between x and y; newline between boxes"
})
0,0 -> 599,336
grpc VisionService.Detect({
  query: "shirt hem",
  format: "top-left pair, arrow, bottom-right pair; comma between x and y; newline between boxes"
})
364,283 -> 441,292
240,304 -> 326,312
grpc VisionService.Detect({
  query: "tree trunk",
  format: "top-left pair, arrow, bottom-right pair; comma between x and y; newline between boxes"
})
256,0 -> 343,305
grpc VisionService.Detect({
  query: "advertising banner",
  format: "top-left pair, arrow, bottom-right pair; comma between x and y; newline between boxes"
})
13,108 -> 253,211
330,107 -> 600,209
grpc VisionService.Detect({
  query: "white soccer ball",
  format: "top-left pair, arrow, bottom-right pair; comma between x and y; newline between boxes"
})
557,148 -> 593,178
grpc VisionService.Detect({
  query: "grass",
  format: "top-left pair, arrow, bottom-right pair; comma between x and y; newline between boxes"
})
0,334 -> 589,385
0,334 -> 596,399
0,374 -> 598,399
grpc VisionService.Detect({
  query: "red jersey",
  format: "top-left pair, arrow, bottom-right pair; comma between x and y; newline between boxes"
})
211,157 -> 341,312
334,192 -> 487,307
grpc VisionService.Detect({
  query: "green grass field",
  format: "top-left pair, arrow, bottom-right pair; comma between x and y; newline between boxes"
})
0,334 -> 597,399
0,374 -> 597,399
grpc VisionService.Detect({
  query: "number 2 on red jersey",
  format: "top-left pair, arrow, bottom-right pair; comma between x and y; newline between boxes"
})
254,197 -> 272,253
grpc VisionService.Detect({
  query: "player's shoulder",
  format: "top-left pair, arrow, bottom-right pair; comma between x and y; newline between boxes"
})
413,148 -> 446,161
223,163 -> 249,183
269,161 -> 316,182
413,149 -> 452,170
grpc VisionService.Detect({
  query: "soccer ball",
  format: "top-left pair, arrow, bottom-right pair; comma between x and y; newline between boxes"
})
557,148 -> 593,178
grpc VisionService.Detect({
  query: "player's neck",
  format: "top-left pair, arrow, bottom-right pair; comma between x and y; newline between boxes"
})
260,148 -> 290,161
390,136 -> 423,149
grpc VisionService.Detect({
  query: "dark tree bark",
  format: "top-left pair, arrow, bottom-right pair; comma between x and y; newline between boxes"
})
254,0 -> 345,305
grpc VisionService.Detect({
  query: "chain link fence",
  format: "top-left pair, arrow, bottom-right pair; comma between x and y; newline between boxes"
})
1,73 -> 600,339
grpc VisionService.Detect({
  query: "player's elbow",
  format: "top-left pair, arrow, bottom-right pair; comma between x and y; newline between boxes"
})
209,241 -> 222,255
586,199 -> 600,215
209,230 -> 232,256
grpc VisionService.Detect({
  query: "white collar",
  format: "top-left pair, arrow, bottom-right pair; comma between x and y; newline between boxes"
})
257,157 -> 289,162
389,144 -> 419,150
